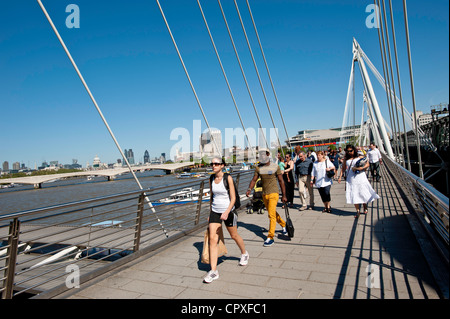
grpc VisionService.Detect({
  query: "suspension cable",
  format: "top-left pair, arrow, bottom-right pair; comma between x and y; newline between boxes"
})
381,0 -> 405,166
402,0 -> 423,179
245,0 -> 292,151
196,0 -> 256,162
156,0 -> 222,159
387,0 -> 411,171
217,0 -> 270,151
37,0 -> 168,238
376,0 -> 400,159
234,0 -> 284,156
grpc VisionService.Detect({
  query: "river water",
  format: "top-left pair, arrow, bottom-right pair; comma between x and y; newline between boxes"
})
0,170 -> 185,216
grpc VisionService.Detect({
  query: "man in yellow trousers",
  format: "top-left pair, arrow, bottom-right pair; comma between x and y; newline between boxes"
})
246,149 -> 288,247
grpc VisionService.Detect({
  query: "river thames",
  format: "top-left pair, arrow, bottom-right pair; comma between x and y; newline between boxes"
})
0,170 -> 183,216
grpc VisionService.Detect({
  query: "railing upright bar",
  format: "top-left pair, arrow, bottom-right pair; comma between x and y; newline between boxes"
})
2,218 -> 20,299
195,181 -> 205,226
134,193 -> 146,252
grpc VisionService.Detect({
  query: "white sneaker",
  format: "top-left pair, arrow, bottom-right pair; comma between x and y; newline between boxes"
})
239,251 -> 249,266
203,270 -> 219,283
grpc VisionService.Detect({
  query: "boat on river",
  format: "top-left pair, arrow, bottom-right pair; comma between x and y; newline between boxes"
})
152,187 -> 210,205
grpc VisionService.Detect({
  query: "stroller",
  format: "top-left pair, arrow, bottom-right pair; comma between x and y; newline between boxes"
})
246,178 -> 265,214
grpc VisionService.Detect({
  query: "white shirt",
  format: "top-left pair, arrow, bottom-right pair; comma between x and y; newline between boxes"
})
211,178 -> 232,214
311,159 -> 334,188
367,148 -> 382,163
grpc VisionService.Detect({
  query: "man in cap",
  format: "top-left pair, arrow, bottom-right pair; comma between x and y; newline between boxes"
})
246,148 -> 288,247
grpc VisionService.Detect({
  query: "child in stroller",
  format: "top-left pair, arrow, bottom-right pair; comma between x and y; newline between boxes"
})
246,178 -> 265,214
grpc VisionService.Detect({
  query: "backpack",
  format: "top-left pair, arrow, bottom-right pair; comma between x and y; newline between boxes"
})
210,173 -> 241,209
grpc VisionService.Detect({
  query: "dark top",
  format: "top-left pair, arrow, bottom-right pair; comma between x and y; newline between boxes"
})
295,157 -> 313,176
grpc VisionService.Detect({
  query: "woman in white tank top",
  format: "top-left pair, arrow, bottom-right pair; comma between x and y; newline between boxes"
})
203,157 -> 249,283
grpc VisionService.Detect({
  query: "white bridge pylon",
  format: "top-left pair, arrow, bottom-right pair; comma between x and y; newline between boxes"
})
343,38 -> 395,159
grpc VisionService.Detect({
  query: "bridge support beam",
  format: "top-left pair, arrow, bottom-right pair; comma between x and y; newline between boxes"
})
353,38 -> 394,159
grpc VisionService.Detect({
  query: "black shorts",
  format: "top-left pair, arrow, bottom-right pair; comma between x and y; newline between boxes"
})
209,210 -> 238,227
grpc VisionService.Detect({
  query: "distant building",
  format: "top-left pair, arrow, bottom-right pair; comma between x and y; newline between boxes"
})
287,125 -> 362,151
144,150 -> 150,164
93,155 -> 101,168
200,130 -> 222,157
13,162 -> 21,170
2,161 -> 9,171
124,149 -> 135,165
414,111 -> 433,127
160,152 -> 166,163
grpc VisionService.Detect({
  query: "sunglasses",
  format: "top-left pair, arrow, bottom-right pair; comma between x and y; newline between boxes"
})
346,150 -> 354,152
211,163 -> 222,166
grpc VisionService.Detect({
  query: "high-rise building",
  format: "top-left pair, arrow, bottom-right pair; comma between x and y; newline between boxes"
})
2,161 -> 9,171
200,130 -> 222,157
124,149 -> 135,165
144,150 -> 150,164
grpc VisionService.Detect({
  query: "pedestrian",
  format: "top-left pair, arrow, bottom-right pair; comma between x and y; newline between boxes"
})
295,151 -> 315,210
278,155 -> 286,175
204,157 -> 249,283
338,145 -> 380,218
283,153 -> 295,208
311,151 -> 335,213
367,142 -> 383,182
246,149 -> 288,247
337,146 -> 345,178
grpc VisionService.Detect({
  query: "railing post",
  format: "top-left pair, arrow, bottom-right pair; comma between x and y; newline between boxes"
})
133,193 -> 145,252
2,218 -> 20,299
235,172 -> 241,189
194,181 -> 205,225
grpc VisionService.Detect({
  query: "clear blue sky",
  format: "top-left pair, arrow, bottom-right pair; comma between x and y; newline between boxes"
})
1,0 -> 448,167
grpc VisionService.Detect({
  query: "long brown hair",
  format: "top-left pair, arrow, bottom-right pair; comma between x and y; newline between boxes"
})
345,145 -> 358,160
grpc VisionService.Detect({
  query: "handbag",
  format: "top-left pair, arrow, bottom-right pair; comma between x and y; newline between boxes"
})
201,227 -> 228,264
325,160 -> 335,178
284,206 -> 295,238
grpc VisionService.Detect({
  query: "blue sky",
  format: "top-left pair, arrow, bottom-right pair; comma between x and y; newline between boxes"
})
1,0 -> 448,167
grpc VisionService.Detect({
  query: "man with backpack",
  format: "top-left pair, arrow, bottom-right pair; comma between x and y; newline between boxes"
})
246,149 -> 288,247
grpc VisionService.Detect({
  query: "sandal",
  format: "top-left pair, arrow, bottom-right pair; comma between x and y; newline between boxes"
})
363,209 -> 368,215
322,208 -> 328,213
328,207 -> 332,213
354,210 -> 361,219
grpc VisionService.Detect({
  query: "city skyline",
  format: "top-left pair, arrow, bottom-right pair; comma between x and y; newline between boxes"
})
1,148 -> 167,171
1,1 -> 448,167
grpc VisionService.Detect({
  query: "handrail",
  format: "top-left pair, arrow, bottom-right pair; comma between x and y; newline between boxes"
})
0,170 -> 254,299
382,154 -> 449,256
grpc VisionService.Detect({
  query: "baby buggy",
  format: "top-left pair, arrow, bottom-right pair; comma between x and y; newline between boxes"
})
246,178 -> 265,214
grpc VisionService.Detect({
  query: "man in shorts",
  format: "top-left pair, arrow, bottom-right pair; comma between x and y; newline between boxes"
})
246,149 -> 288,247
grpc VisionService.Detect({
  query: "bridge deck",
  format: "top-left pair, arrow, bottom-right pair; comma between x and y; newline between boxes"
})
55,165 -> 443,299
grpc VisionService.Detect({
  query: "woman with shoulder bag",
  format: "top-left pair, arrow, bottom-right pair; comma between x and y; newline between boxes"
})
204,157 -> 249,283
311,151 -> 335,213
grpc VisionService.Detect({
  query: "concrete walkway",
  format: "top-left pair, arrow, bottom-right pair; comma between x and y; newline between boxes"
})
57,166 -> 442,299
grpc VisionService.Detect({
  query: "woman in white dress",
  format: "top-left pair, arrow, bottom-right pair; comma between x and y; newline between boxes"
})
338,145 -> 380,218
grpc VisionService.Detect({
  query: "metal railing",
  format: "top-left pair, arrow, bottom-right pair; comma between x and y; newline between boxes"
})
383,155 -> 449,260
0,170 -> 254,299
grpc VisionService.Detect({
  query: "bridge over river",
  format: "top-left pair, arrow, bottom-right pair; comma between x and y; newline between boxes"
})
1,158 -> 447,301
0,162 -> 196,189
